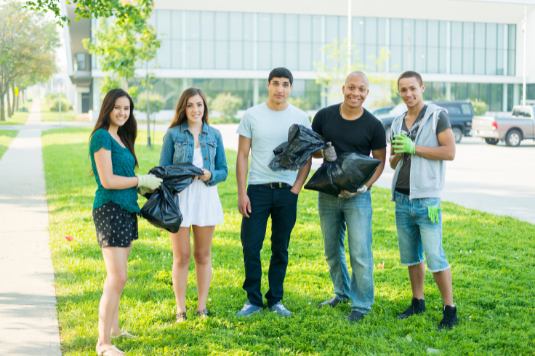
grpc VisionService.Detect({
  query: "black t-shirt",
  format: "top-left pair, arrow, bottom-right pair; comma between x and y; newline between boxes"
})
311,104 -> 387,156
395,105 -> 451,192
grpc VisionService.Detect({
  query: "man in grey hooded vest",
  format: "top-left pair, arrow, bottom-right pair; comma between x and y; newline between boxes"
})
389,71 -> 458,331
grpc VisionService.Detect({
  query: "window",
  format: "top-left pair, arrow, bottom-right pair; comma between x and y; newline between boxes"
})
451,22 -> 462,74
427,21 -> 439,73
76,53 -> 86,71
462,22 -> 474,74
461,103 -> 472,115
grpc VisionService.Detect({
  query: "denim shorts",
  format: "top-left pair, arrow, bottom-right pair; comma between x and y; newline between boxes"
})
394,192 -> 450,273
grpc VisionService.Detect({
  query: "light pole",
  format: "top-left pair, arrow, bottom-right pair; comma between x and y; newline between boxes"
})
146,60 -> 151,148
523,7 -> 527,107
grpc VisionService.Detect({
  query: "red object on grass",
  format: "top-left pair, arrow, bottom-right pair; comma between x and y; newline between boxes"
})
64,236 -> 74,242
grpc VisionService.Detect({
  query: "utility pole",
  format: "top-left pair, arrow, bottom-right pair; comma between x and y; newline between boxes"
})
523,7 -> 527,107
347,0 -> 352,74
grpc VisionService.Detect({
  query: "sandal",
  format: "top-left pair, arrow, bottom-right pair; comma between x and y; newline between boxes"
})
196,308 -> 208,319
96,344 -> 125,355
111,331 -> 137,339
176,311 -> 187,323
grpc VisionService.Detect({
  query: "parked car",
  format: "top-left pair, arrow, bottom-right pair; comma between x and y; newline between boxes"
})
368,105 -> 395,116
376,101 -> 474,143
472,105 -> 535,147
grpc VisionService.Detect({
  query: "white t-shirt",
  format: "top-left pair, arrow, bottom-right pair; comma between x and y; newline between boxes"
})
236,103 -> 311,186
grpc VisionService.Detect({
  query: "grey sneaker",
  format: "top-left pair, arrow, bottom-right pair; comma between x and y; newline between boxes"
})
236,302 -> 263,317
269,302 -> 292,317
319,296 -> 342,308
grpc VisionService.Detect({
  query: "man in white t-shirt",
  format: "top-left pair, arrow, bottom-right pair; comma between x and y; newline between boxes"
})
235,67 -> 312,317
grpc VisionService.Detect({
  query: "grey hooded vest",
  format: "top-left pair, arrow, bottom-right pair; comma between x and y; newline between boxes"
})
390,104 -> 448,201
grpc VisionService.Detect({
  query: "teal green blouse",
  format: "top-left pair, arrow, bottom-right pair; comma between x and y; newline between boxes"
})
90,129 -> 140,213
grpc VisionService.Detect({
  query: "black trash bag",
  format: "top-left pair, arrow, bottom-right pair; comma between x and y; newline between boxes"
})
304,153 -> 381,197
140,163 -> 203,233
269,124 -> 328,171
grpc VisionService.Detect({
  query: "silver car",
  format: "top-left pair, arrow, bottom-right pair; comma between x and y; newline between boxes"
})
472,105 -> 535,147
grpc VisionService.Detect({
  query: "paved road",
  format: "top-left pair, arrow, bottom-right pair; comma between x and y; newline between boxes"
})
0,102 -> 62,355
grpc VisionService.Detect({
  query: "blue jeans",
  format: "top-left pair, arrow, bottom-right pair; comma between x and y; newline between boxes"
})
318,191 -> 374,314
394,192 -> 450,273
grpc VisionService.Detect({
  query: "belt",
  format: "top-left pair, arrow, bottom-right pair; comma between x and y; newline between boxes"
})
261,182 -> 290,189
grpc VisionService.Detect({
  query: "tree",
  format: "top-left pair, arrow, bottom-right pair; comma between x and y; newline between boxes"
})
313,39 -> 397,106
211,93 -> 243,119
25,0 -> 154,28
83,17 -> 160,99
136,93 -> 165,118
0,1 -> 59,121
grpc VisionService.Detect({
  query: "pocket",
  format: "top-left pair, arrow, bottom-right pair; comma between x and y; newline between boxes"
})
206,141 -> 217,166
173,141 -> 188,163
420,198 -> 441,208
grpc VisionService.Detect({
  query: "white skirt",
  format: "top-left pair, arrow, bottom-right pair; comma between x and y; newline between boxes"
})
178,179 -> 224,227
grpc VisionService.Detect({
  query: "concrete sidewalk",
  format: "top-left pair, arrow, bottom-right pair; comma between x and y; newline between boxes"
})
0,100 -> 61,355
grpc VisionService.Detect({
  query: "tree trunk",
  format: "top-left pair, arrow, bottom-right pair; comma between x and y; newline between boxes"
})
0,90 -> 5,122
11,84 -> 17,115
6,87 -> 12,118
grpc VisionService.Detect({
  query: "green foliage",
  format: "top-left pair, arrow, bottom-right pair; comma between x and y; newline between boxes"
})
42,128 -> 535,355
0,0 -> 59,121
49,98 -> 71,112
313,40 -> 397,106
99,76 -> 123,98
211,92 -> 243,119
287,97 -> 312,111
470,99 -> 489,116
136,94 -> 165,114
25,0 -> 154,29
83,16 -> 160,98
46,93 -> 67,103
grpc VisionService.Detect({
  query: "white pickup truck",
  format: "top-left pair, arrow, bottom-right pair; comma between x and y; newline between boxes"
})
472,105 -> 535,146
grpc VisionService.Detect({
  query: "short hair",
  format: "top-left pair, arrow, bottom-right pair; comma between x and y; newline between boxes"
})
268,67 -> 293,85
346,71 -> 369,88
397,71 -> 423,87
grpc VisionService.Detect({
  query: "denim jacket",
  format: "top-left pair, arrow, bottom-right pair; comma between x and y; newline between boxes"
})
159,121 -> 228,187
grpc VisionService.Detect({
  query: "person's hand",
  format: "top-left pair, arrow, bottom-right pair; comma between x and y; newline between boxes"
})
137,174 -> 162,190
238,194 -> 252,218
392,134 -> 416,155
290,185 -> 301,195
322,142 -> 337,162
428,206 -> 442,224
338,185 -> 367,199
199,169 -> 212,182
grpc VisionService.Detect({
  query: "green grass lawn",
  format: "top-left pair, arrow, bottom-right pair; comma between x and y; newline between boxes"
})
0,111 -> 29,125
0,130 -> 18,159
42,128 -> 535,355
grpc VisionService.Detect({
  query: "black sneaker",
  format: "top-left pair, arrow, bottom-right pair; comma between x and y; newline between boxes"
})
318,296 -> 342,308
346,310 -> 365,322
397,297 -> 426,320
438,305 -> 458,331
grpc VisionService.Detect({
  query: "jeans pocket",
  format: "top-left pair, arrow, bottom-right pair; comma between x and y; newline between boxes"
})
420,198 -> 441,208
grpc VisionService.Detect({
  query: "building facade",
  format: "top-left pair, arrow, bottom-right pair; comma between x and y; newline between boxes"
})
62,0 -> 535,118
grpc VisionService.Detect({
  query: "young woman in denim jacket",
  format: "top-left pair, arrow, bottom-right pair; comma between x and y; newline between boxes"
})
159,88 -> 228,323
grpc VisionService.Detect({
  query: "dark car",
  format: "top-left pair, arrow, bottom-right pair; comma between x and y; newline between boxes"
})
376,101 -> 474,143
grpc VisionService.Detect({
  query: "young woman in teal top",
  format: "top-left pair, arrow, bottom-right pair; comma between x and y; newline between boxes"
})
89,89 -> 162,356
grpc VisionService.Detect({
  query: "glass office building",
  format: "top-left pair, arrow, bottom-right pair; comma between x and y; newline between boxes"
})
90,10 -> 524,113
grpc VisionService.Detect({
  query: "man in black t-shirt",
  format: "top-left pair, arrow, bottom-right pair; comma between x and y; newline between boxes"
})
311,71 -> 386,322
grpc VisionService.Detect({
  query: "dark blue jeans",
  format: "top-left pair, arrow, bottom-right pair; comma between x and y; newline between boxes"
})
240,184 -> 298,308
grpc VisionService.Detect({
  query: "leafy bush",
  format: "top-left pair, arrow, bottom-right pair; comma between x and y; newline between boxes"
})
49,98 -> 71,111
46,93 -> 67,103
136,94 -> 166,115
470,99 -> 488,116
211,92 -> 243,119
288,97 -> 312,111
99,76 -> 122,99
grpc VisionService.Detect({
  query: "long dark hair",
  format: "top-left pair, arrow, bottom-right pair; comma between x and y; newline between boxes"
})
89,88 -> 139,169
169,87 -> 210,129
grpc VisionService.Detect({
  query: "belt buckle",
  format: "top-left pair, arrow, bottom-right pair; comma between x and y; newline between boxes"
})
271,182 -> 281,189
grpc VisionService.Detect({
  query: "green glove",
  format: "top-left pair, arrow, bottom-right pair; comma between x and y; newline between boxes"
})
392,134 -> 416,155
428,206 -> 442,224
